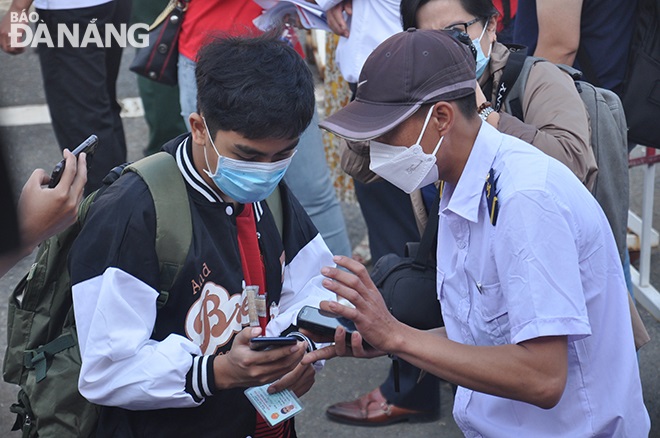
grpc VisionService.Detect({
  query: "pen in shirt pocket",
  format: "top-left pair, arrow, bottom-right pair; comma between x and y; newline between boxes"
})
466,270 -> 483,294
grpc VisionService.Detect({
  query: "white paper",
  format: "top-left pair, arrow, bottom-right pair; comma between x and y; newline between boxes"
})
253,0 -> 331,32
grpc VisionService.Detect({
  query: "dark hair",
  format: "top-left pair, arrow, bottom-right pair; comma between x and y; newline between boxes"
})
418,93 -> 477,122
195,30 -> 315,140
401,0 -> 498,31
452,93 -> 478,119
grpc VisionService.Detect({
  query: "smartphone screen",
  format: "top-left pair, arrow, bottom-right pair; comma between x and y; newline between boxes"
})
249,336 -> 298,351
48,134 -> 99,188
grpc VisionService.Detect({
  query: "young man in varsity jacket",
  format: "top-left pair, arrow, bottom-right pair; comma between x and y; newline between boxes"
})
69,33 -> 335,437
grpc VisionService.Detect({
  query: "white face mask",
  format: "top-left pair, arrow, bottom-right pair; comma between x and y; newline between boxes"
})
369,106 -> 444,194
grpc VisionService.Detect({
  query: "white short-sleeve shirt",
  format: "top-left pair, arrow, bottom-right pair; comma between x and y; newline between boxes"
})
436,122 -> 649,437
314,0 -> 401,83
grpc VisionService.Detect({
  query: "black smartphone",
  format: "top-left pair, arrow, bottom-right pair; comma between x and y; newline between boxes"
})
296,305 -> 360,344
249,336 -> 298,351
48,134 -> 99,188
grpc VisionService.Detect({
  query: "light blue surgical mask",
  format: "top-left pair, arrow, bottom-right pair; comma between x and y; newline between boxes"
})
472,23 -> 492,79
202,118 -> 294,204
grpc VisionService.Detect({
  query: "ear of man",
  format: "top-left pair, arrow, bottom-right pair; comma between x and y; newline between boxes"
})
189,113 -> 207,146
429,101 -> 455,139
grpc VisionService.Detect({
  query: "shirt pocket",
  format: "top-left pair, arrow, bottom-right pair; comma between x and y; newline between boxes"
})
477,281 -> 510,344
436,269 -> 452,317
436,269 -> 445,301
436,270 -> 454,330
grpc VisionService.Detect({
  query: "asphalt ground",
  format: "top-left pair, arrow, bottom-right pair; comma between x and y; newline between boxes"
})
0,28 -> 658,438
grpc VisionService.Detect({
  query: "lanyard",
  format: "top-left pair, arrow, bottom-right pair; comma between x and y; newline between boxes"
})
236,203 -> 268,332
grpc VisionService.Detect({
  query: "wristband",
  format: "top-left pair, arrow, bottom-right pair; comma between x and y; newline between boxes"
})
479,106 -> 495,122
477,101 -> 492,113
287,331 -> 316,353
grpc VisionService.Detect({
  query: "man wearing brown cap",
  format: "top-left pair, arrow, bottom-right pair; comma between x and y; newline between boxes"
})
303,29 -> 650,436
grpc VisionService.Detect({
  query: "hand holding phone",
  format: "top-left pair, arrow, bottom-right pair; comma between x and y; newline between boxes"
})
249,336 -> 298,351
296,305 -> 370,348
48,134 -> 98,188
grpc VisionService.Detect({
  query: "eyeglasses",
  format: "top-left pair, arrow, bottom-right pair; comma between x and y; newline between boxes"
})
442,17 -> 482,35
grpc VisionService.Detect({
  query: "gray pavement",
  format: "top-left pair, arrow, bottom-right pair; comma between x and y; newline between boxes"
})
0,37 -> 658,437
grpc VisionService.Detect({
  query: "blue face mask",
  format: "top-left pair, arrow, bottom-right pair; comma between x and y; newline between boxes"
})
202,118 -> 294,204
472,23 -> 492,79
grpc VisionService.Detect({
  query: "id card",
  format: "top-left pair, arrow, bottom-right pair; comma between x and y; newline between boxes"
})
244,384 -> 304,427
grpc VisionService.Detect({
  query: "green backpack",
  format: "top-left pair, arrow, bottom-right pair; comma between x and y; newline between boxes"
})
2,152 -> 193,437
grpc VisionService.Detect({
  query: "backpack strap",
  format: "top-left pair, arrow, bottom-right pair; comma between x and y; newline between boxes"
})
501,54 -> 545,121
494,45 -> 528,112
553,63 -> 583,81
265,184 -> 284,240
23,335 -> 77,382
124,152 -> 192,309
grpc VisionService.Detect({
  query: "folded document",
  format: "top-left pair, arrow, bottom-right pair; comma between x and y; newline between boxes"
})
253,0 -> 331,32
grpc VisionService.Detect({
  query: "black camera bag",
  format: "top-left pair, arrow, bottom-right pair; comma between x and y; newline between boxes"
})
370,195 -> 442,331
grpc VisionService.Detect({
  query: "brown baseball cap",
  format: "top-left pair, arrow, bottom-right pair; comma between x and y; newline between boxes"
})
319,28 -> 476,141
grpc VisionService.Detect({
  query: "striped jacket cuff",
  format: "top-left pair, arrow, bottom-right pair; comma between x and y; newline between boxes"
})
185,355 -> 217,402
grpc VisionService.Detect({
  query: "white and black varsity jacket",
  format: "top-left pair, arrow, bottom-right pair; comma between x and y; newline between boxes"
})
70,134 -> 335,437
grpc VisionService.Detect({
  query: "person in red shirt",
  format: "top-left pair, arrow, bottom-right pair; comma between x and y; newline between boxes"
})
492,0 -> 517,42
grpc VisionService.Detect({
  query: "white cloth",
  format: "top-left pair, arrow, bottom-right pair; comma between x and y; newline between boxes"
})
74,269 -> 202,409
34,0 -> 112,10
314,0 -> 401,83
436,122 -> 650,437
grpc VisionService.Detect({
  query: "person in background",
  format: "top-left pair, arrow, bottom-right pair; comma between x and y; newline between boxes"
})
404,0 -> 597,189
0,149 -> 87,278
318,33 -> 358,227
512,0 -> 637,95
0,0 -> 131,195
307,28 -> 650,437
315,0 -> 417,267
130,0 -> 187,156
513,0 -> 639,320
491,0 -> 517,43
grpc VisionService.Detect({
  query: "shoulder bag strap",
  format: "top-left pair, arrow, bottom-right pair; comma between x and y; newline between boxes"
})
412,185 -> 442,268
